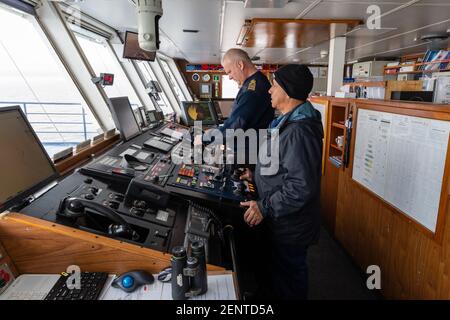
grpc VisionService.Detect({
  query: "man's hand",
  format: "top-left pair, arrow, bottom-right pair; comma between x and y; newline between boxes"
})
240,201 -> 263,227
239,168 -> 253,182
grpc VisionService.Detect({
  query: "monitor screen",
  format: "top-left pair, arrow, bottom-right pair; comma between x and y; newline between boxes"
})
109,97 -> 141,141
181,101 -> 218,126
200,83 -> 211,95
0,106 -> 58,211
217,100 -> 234,118
123,31 -> 156,62
147,110 -> 157,123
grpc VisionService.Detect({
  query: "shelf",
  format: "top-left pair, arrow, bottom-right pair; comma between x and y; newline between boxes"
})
384,59 -> 450,70
386,68 -> 450,75
332,122 -> 345,129
346,81 -> 386,88
330,144 -> 344,152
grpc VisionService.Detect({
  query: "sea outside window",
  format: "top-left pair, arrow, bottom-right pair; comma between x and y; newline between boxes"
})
0,6 -> 102,158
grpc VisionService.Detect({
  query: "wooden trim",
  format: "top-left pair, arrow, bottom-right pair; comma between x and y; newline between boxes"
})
325,96 -> 450,299
251,18 -> 362,26
0,241 -> 19,277
0,213 -> 225,275
239,18 -> 361,48
54,134 -> 120,175
346,81 -> 386,88
310,97 -> 330,176
316,96 -> 450,113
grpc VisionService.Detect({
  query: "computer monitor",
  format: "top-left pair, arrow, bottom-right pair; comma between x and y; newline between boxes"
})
199,83 -> 212,98
134,108 -> 144,128
109,97 -> 141,141
0,106 -> 59,211
147,110 -> 158,123
217,100 -> 234,119
123,31 -> 156,62
156,111 -> 164,121
181,101 -> 218,126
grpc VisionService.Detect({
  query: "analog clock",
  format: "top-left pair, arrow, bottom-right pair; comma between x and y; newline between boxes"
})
192,73 -> 200,81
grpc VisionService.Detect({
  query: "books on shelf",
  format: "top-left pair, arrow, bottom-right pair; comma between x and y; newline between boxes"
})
329,156 -> 342,168
419,50 -> 450,71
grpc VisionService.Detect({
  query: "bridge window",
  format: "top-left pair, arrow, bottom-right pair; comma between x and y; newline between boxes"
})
0,6 -> 102,158
221,75 -> 239,99
74,33 -> 142,110
135,60 -> 173,115
159,58 -> 187,103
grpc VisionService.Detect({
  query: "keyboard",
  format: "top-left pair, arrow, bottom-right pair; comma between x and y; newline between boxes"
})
44,272 -> 108,300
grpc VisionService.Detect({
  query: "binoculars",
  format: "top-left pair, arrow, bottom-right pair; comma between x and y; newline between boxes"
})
171,241 -> 208,300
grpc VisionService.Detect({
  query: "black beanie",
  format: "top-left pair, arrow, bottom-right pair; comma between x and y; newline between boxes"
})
273,64 -> 314,101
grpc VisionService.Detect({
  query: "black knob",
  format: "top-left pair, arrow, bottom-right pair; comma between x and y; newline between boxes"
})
133,200 -> 147,209
84,178 -> 93,184
89,187 -> 99,195
67,199 -> 84,213
84,194 -> 95,200
130,208 -> 145,217
108,201 -> 120,210
114,194 -> 124,202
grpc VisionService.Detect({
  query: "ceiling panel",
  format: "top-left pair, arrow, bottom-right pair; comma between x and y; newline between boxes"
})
159,0 -> 222,62
303,1 -> 401,20
78,0 -> 136,31
256,47 -> 305,63
75,0 -> 450,64
240,19 -> 357,48
221,0 -> 314,52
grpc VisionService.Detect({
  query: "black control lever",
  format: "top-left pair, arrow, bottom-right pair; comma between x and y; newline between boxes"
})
57,197 -> 139,241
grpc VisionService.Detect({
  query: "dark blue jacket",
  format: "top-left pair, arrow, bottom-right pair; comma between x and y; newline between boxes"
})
254,101 -> 323,246
219,71 -> 273,134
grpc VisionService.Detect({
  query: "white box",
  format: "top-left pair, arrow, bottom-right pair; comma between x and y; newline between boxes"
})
353,61 -> 391,78
335,92 -> 356,98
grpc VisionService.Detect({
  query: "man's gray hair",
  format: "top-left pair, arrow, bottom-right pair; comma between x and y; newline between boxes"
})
222,48 -> 253,65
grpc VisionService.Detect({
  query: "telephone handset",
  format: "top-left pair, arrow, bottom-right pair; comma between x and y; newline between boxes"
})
57,197 -> 138,241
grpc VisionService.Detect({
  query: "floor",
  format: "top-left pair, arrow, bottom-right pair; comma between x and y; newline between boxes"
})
307,227 -> 380,300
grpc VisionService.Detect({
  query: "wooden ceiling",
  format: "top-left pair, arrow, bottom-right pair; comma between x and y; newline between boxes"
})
237,18 -> 362,49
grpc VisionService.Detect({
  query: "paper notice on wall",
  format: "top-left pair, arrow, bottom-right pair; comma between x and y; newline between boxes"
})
352,109 -> 450,232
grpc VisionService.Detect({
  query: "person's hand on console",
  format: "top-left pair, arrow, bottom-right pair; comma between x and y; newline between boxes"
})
240,200 -> 263,227
239,168 -> 253,182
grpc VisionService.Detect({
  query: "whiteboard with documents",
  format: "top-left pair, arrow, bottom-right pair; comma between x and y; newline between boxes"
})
352,108 -> 450,232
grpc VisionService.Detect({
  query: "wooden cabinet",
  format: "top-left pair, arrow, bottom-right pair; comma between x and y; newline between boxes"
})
318,97 -> 450,299
319,100 -> 351,235
385,80 -> 423,100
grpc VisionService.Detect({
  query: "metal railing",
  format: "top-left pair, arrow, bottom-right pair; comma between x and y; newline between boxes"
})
0,101 -> 96,144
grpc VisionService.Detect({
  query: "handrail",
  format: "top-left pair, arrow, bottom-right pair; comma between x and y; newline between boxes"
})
0,101 -> 95,149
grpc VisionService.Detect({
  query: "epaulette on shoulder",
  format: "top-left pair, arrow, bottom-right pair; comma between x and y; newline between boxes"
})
247,79 -> 256,91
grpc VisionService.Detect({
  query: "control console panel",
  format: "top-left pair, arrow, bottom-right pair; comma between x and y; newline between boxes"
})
167,164 -> 257,204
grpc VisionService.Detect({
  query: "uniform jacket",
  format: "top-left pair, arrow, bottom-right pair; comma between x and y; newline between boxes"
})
219,71 -> 273,133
